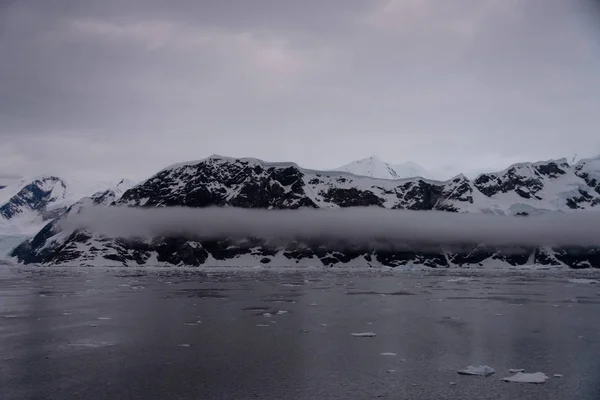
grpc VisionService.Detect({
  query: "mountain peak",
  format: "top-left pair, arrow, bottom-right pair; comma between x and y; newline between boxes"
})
335,157 -> 430,180
335,156 -> 400,179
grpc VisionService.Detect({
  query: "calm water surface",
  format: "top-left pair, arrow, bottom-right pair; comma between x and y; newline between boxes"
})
1,266 -> 599,400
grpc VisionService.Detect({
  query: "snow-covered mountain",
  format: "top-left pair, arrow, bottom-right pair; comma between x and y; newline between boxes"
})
0,177 -> 135,259
0,176 -> 135,234
12,154 -> 600,268
0,176 -> 71,233
335,156 -> 431,180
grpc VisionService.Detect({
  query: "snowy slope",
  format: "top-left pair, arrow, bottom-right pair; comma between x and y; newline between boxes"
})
574,155 -> 600,195
392,161 -> 431,179
335,156 -> 430,180
473,158 -> 600,214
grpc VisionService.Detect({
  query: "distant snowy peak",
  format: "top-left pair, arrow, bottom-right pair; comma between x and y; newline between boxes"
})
335,156 -> 429,180
0,176 -> 68,221
392,161 -> 430,179
0,176 -> 136,236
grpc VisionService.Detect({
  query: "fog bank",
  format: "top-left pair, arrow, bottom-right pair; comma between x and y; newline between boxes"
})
57,206 -> 600,248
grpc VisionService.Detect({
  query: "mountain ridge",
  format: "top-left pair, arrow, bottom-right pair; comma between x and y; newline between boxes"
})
11,154 -> 600,268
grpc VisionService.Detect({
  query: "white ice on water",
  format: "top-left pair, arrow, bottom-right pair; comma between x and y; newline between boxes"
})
457,365 -> 496,376
351,332 -> 377,337
568,279 -> 599,284
502,372 -> 549,384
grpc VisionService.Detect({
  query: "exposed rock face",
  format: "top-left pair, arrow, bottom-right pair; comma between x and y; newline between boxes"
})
11,155 -> 600,268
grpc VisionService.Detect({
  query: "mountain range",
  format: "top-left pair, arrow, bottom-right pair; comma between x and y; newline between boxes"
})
7,154 -> 600,268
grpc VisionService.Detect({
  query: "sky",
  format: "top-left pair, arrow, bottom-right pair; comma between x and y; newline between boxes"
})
1,0 -> 600,182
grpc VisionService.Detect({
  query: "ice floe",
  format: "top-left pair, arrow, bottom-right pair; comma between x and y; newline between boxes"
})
568,279 -> 599,284
457,365 -> 495,376
502,372 -> 549,384
351,332 -> 376,337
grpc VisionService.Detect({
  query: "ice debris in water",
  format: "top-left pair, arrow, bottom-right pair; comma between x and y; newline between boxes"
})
447,277 -> 473,283
502,372 -> 549,384
568,279 -> 599,284
457,365 -> 496,376
276,310 -> 288,315
554,374 -> 563,378
380,352 -> 397,356
178,344 -> 192,348
351,332 -> 377,337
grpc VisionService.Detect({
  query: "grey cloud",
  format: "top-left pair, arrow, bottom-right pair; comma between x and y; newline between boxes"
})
61,206 -> 600,249
1,0 -> 600,180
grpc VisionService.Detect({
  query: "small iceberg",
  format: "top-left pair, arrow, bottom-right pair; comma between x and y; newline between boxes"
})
351,332 -> 376,337
447,277 -> 473,283
502,372 -> 549,384
380,352 -> 397,356
568,279 -> 599,284
457,365 -> 495,376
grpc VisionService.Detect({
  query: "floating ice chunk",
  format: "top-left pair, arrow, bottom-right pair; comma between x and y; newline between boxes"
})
310,303 -> 318,306
256,324 -> 270,327
97,317 -> 111,320
262,313 -> 272,317
554,374 -> 563,378
509,369 -> 525,373
568,279 -> 599,284
447,277 -> 473,283
276,310 -> 288,315
380,352 -> 397,356
178,344 -> 192,348
457,365 -> 496,376
69,341 -> 113,348
502,372 -> 549,384
89,324 -> 98,327
386,370 -> 396,373
351,332 -> 377,337
320,323 -> 329,327
450,382 -> 456,386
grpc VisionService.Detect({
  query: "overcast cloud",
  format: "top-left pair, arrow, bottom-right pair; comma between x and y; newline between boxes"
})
1,0 -> 600,181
